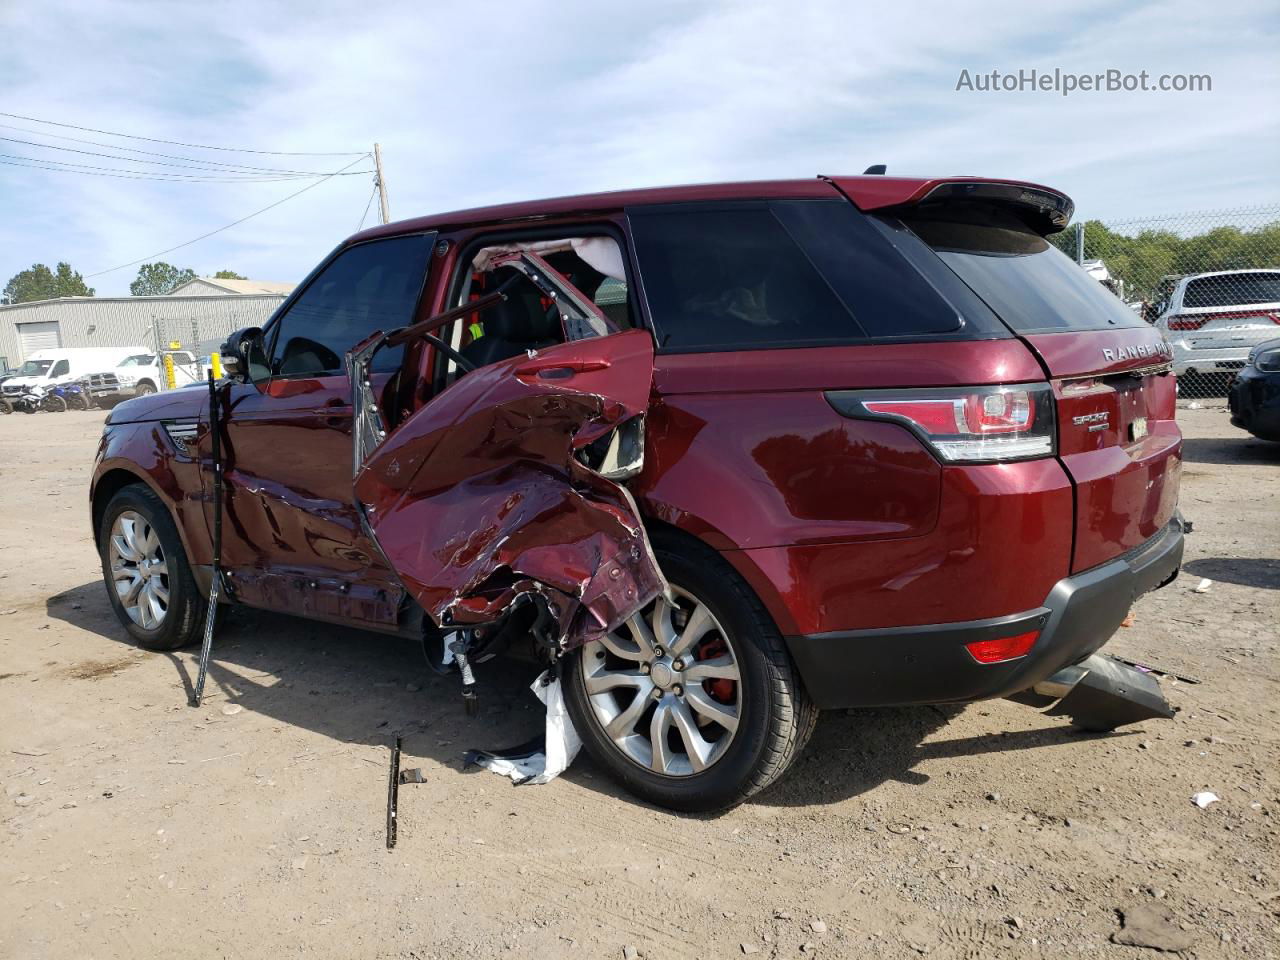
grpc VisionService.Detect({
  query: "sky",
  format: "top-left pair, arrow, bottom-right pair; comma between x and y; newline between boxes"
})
1,0 -> 1276,296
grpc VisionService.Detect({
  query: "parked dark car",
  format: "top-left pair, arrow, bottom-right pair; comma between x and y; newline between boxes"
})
90,175 -> 1184,810
1228,337 -> 1280,441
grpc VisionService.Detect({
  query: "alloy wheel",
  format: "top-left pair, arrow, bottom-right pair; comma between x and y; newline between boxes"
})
108,510 -> 170,629
579,586 -> 742,777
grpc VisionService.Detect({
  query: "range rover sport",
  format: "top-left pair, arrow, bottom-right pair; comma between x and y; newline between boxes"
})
91,175 -> 1183,811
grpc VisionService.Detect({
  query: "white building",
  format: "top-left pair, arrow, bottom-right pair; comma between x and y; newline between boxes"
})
0,278 -> 293,371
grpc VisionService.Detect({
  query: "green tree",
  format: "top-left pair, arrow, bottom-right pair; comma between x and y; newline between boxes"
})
130,262 -> 197,297
2,262 -> 95,304
1051,219 -> 1280,302
213,269 -> 247,280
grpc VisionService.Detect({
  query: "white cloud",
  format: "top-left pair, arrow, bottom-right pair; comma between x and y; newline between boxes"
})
1,0 -> 1276,294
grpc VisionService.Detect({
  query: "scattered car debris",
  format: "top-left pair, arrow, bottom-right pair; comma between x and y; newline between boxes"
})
221,704 -> 242,716
1192,791 -> 1221,809
1193,578 -> 1213,593
399,768 -> 425,785
1111,905 -> 1196,952
463,670 -> 582,785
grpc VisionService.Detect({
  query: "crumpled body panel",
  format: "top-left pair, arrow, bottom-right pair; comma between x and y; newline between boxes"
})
354,328 -> 663,650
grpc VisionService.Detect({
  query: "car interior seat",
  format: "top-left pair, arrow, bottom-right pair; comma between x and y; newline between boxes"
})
458,267 -> 562,369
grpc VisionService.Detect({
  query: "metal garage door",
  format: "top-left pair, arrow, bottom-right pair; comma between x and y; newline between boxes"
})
17,321 -> 61,356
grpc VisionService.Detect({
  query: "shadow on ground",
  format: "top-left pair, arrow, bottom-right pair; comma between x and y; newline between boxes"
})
1181,434 -> 1280,466
1184,556 -> 1280,590
46,579 -> 1102,814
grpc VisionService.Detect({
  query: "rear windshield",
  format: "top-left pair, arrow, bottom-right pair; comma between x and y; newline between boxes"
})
1183,272 -> 1280,309
904,210 -> 1145,333
628,199 -> 1006,351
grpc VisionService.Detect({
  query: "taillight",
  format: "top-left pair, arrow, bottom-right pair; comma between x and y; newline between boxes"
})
965,630 -> 1039,664
1169,310 -> 1280,330
826,383 -> 1056,463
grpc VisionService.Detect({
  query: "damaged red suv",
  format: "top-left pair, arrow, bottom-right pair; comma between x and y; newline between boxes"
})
92,175 -> 1184,811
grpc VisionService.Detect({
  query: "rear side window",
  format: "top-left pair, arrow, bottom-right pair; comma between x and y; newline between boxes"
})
628,200 -> 1001,351
903,211 -> 1145,333
1182,272 -> 1280,309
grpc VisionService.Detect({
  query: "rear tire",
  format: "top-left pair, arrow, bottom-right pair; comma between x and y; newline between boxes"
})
564,531 -> 817,812
98,484 -> 203,650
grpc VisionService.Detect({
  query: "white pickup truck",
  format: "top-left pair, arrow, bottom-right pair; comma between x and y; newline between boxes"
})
85,351 -> 203,402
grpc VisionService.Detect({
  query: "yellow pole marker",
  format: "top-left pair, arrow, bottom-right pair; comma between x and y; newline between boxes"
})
211,352 -> 223,380
163,353 -> 177,390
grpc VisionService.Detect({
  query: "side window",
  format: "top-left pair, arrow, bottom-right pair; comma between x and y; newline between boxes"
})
269,234 -> 432,377
51,359 -> 70,377
628,200 -> 979,351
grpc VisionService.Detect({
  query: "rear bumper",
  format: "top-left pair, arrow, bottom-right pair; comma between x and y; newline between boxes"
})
786,517 -> 1185,709
1228,368 -> 1280,441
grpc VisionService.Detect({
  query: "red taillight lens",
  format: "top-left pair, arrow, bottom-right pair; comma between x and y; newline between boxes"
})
1169,310 -> 1280,330
965,630 -> 1039,664
828,384 -> 1055,463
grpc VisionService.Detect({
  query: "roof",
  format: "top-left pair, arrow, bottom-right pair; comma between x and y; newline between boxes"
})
349,174 -> 1070,245
172,277 -> 296,295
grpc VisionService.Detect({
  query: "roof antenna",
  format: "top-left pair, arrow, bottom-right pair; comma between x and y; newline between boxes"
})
863,164 -> 887,175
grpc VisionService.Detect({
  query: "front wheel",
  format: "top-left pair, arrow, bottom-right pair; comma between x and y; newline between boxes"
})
98,484 -> 203,650
43,395 -> 68,413
564,533 -> 817,812
135,381 -> 157,396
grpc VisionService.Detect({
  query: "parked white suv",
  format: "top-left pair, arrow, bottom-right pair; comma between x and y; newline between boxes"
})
1154,269 -> 1280,376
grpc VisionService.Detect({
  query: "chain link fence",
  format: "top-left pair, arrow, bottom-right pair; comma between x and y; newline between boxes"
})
1052,205 -> 1280,401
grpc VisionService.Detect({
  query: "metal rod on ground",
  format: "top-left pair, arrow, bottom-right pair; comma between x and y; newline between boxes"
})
386,736 -> 401,849
190,370 -> 223,707
373,143 -> 390,225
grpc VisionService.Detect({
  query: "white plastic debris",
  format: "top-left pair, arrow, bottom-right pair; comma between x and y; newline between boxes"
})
1191,791 -> 1220,809
1192,578 -> 1213,594
464,669 -> 582,786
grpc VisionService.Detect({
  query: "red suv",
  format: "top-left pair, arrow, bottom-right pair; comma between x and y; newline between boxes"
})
91,175 -> 1184,811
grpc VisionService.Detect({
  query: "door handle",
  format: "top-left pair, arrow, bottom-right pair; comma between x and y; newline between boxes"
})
514,359 -> 611,380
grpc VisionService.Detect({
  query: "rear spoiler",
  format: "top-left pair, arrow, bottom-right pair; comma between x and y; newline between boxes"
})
822,175 -> 1074,235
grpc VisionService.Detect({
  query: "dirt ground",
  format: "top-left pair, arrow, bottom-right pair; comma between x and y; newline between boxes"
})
1,403 -> 1277,960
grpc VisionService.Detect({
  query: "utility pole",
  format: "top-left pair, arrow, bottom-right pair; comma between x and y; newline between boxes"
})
373,143 -> 391,224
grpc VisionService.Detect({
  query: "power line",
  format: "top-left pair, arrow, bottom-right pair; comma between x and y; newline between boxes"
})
0,156 -> 334,183
0,111 -> 367,157
85,155 -> 372,278
0,134 -> 371,177
356,182 -> 379,231
0,151 -> 365,182
0,122 -> 369,175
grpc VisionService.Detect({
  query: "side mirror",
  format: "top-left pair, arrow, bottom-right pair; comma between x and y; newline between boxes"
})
220,327 -> 270,388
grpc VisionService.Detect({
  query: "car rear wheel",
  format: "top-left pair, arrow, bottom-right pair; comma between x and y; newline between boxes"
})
564,533 -> 817,812
98,484 -> 203,650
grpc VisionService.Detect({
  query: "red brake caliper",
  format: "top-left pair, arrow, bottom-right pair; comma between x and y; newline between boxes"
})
695,637 -> 736,704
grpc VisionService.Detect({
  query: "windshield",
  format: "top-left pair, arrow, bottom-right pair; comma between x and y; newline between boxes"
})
1183,272 -> 1280,309
17,359 -> 54,377
118,354 -> 155,367
902,209 -> 1146,333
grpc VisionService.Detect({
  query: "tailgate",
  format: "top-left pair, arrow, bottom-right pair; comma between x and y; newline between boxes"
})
1022,328 -> 1182,571
884,202 -> 1184,574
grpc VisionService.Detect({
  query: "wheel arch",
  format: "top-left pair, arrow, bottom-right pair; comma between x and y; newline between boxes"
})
640,516 -> 801,637
91,466 -> 168,548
